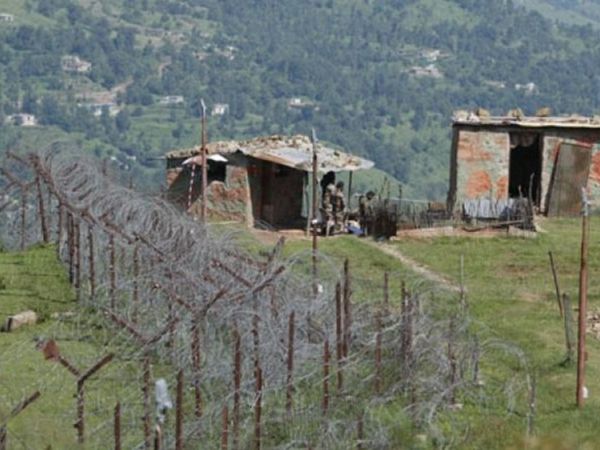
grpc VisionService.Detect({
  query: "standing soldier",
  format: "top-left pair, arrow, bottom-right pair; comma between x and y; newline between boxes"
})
333,181 -> 346,233
322,183 -> 336,235
359,191 -> 376,236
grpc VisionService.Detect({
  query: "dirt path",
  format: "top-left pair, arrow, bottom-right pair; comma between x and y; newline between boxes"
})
363,240 -> 464,293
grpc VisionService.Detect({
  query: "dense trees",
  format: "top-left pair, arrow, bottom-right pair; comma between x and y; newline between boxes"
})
4,0 -> 600,197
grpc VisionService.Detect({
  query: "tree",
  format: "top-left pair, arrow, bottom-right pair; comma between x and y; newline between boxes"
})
115,109 -> 131,133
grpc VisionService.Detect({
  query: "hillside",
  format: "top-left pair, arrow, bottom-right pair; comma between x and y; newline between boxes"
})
2,0 -> 600,198
516,0 -> 600,27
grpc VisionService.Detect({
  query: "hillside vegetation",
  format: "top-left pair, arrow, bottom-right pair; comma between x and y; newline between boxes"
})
2,1 -> 600,197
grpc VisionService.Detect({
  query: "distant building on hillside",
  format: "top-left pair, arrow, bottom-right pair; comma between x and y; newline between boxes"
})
159,95 -> 185,105
80,102 -> 120,117
515,82 -> 537,95
448,110 -> 600,217
287,98 -> 317,110
61,55 -> 92,74
0,13 -> 14,22
408,64 -> 443,79
211,103 -> 229,116
6,114 -> 37,127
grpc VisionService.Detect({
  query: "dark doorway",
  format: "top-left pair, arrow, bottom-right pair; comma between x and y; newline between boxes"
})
509,133 -> 542,204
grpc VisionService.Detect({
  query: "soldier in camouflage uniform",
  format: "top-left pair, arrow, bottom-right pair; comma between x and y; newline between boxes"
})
333,181 -> 346,233
322,183 -> 336,235
359,191 -> 376,236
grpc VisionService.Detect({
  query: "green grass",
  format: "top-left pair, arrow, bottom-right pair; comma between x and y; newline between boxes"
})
0,246 -> 174,449
6,218 -> 600,448
391,218 -> 600,448
238,217 -> 600,448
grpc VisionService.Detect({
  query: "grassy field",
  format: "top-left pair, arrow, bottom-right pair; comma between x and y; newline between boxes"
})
246,218 -> 600,449
0,245 -> 174,449
393,218 -> 600,449
4,217 -> 600,448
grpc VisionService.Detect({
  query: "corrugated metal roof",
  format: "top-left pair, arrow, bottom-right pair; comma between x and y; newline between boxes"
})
452,113 -> 600,129
166,135 -> 374,172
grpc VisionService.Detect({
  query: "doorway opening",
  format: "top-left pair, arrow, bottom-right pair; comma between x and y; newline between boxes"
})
509,133 -> 542,205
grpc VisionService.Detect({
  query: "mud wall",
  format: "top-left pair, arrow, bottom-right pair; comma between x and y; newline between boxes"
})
451,126 -> 600,213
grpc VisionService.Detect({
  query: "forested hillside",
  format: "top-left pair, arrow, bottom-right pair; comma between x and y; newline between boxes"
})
3,0 -> 600,197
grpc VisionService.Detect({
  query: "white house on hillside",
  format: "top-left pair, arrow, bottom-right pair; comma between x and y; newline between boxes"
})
6,114 -> 37,127
211,103 -> 229,116
61,55 -> 92,74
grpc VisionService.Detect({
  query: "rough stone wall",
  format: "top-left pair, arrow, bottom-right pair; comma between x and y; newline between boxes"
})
454,129 -> 510,205
167,154 -> 253,225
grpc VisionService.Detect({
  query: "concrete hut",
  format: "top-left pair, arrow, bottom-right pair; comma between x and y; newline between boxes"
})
165,135 -> 374,228
448,112 -> 600,217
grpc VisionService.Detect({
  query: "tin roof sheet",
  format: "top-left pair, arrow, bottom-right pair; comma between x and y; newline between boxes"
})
166,135 -> 374,172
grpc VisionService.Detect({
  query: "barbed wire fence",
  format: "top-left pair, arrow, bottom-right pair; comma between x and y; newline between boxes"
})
0,146 -> 534,449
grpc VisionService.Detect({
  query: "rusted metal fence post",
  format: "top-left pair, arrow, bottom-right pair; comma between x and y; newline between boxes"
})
383,272 -> 389,309
154,426 -> 161,450
335,282 -> 343,392
191,321 -> 202,418
56,201 -> 64,257
311,129 -> 319,296
20,188 -> 27,251
75,354 -> 114,443
67,213 -> 75,283
448,316 -> 457,405
322,339 -> 330,415
201,98 -> 208,221
0,391 -> 41,450
375,310 -> 382,395
106,312 -> 178,449
109,233 -> 116,308
343,259 -> 352,357
88,225 -> 95,299
40,344 -> 113,445
286,311 -> 295,415
132,244 -> 140,322
143,356 -> 152,449
221,404 -> 229,450
175,369 -> 184,450
114,402 -> 121,450
233,325 -> 241,450
254,365 -> 262,450
548,251 -> 563,317
74,218 -> 81,302
35,175 -> 49,243
562,293 -> 575,363
357,415 -> 364,450
576,189 -> 590,408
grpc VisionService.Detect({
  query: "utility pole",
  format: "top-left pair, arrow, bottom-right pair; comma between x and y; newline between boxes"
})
577,187 -> 590,408
201,99 -> 208,222
311,129 -> 318,296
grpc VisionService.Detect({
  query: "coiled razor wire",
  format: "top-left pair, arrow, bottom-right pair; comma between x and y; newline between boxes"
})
0,145 -> 534,449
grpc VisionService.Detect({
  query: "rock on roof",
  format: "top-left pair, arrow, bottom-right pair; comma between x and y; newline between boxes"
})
166,135 -> 374,173
452,111 -> 600,129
